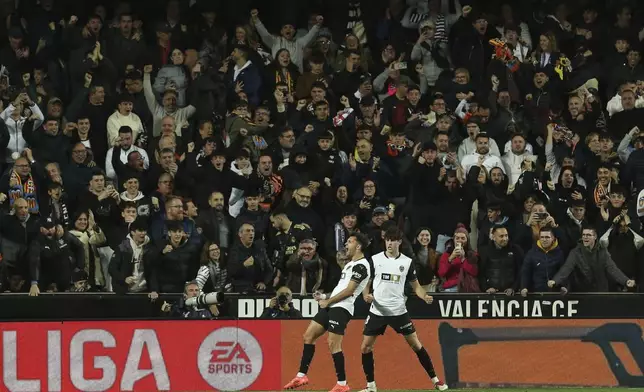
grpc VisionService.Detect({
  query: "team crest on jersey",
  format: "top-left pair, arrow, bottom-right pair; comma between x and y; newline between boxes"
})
399,265 -> 404,272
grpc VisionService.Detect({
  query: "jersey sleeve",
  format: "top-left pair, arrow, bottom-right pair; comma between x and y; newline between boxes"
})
350,263 -> 369,283
407,261 -> 418,282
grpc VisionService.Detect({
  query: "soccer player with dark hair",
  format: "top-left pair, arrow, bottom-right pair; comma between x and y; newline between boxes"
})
284,233 -> 371,392
358,227 -> 448,391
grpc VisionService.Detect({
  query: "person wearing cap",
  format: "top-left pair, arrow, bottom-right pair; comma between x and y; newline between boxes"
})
107,93 -> 145,146
361,205 -> 390,243
109,218 -> 155,294
28,217 -> 86,296
251,8 -> 321,72
411,19 -> 450,89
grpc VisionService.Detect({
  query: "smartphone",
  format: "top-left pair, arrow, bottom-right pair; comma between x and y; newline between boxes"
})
536,212 -> 548,219
394,62 -> 408,70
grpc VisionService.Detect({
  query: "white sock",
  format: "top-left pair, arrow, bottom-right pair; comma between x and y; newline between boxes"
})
337,381 -> 347,386
296,372 -> 306,378
367,381 -> 377,388
432,377 -> 439,384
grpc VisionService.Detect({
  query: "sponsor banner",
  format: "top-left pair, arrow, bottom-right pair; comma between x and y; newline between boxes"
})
281,319 -> 644,389
0,321 -> 281,392
237,295 -> 596,319
2,294 -> 644,321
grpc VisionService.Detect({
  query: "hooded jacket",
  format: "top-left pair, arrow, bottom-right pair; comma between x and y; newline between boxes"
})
108,234 -> 156,294
521,240 -> 565,292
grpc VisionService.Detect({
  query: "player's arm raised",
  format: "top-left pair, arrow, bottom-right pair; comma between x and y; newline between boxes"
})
319,264 -> 369,308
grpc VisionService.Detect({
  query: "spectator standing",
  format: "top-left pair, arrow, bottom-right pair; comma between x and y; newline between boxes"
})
437,224 -> 479,292
228,223 -> 272,293
109,219 -> 154,294
285,239 -> 327,295
478,226 -> 524,295
550,226 -> 635,293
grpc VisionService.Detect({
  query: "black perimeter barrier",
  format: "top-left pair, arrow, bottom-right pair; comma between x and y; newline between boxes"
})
1,292 -> 643,320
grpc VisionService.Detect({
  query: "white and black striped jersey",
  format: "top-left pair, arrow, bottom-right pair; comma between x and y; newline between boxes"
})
330,258 -> 371,315
370,252 -> 417,316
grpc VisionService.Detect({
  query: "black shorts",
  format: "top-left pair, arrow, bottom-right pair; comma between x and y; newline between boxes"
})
363,312 -> 416,336
313,307 -> 352,335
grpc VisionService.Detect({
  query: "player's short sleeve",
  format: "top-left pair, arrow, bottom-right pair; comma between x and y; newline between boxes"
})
406,261 -> 418,282
350,263 -> 369,283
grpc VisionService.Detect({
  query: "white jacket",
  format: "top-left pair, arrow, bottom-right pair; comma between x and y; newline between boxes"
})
105,146 -> 150,181
0,103 -> 44,163
106,111 -> 145,146
143,73 -> 196,137
461,153 -> 506,175
502,151 -> 536,186
228,161 -> 253,218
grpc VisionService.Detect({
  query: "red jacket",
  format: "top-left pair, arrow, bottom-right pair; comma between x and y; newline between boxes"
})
438,251 -> 479,289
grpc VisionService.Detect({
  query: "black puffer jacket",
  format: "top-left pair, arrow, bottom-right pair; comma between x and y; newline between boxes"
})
478,243 -> 524,291
521,241 -> 565,292
149,239 -> 200,293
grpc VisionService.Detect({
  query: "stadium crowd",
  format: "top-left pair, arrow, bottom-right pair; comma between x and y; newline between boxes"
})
0,0 -> 644,302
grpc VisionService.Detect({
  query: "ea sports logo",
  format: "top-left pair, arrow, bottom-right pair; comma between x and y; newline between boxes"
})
198,327 -> 263,390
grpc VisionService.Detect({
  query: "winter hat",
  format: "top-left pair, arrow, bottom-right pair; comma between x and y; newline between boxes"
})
454,223 -> 468,236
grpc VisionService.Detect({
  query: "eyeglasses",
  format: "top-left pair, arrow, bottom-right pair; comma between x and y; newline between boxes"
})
296,194 -> 312,200
14,164 -> 29,168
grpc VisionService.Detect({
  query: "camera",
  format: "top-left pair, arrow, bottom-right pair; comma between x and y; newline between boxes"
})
184,292 -> 224,308
277,293 -> 289,306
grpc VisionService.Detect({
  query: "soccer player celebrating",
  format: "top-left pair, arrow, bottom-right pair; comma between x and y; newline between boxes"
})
358,227 -> 448,391
284,233 -> 372,392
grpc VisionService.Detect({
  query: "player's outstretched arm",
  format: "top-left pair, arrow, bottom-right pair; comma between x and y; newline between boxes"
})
411,279 -> 433,304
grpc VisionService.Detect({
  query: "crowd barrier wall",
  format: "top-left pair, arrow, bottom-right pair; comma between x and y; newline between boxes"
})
1,294 -> 644,390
